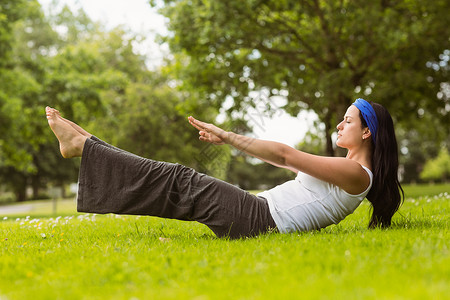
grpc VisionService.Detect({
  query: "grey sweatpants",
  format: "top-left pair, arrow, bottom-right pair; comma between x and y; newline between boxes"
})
77,137 -> 277,239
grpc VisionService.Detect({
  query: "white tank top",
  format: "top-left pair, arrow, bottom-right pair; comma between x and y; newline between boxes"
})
258,166 -> 373,233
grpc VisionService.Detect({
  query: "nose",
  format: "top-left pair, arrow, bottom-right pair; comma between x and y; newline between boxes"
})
336,121 -> 343,130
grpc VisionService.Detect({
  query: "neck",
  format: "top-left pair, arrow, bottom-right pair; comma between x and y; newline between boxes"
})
346,143 -> 373,170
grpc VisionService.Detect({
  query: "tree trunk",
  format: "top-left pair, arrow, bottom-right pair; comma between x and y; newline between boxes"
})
324,112 -> 335,157
334,95 -> 350,157
15,186 -> 27,202
323,95 -> 350,157
13,173 -> 28,202
59,180 -> 67,198
31,175 -> 40,199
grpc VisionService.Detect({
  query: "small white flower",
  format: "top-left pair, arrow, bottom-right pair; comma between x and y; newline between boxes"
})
3,217 -> 7,220
41,233 -> 46,238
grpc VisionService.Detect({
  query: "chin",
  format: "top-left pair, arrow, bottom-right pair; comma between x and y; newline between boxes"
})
335,141 -> 348,150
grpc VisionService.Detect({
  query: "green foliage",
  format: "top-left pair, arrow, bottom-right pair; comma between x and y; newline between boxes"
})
111,81 -> 202,165
0,0 -> 41,172
295,120 -> 327,156
155,0 -> 450,171
420,148 -> 450,182
0,0 -> 27,65
2,0 -> 448,202
0,1 -> 225,201
0,192 -> 448,299
0,1 -> 47,199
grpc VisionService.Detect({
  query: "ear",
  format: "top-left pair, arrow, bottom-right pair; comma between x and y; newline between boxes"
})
362,128 -> 372,140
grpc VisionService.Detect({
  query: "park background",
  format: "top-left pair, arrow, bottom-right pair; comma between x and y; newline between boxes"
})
0,0 -> 448,203
0,0 -> 449,299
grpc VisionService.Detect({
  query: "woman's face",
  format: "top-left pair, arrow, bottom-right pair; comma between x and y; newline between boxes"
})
336,105 -> 368,149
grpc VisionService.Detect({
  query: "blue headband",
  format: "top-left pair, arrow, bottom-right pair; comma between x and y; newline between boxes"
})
352,98 -> 378,143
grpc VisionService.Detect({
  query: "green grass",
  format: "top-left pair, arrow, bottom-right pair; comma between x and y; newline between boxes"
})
0,185 -> 449,299
402,182 -> 450,199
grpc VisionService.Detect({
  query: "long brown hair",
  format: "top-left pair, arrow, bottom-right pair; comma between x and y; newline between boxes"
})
359,102 -> 404,228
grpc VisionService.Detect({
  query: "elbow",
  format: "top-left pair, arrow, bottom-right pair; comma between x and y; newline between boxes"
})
279,145 -> 304,170
276,144 -> 291,167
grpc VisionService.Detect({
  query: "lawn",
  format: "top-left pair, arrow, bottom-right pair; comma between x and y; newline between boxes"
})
0,184 -> 449,299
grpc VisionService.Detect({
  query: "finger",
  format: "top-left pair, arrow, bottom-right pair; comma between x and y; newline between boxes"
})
190,121 -> 203,132
188,117 -> 205,131
199,136 -> 209,142
190,116 -> 209,129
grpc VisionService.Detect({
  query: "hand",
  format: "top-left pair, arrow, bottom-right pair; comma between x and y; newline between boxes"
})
188,116 -> 227,145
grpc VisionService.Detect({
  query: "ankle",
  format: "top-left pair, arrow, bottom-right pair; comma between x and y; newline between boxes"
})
74,136 -> 88,155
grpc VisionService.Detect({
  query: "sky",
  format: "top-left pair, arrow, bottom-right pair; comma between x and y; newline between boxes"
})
37,0 -> 313,147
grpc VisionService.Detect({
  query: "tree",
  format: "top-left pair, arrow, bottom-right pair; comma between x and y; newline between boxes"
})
0,2 -> 137,200
111,80 -> 209,166
0,0 -> 27,66
0,1 -> 229,201
0,0 -> 44,201
154,0 -> 449,161
94,68 -> 230,179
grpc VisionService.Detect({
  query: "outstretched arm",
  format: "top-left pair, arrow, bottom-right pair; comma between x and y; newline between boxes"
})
188,116 -> 371,195
188,116 -> 287,165
188,116 -> 299,171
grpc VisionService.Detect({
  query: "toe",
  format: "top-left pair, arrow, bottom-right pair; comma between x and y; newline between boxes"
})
46,108 -> 56,120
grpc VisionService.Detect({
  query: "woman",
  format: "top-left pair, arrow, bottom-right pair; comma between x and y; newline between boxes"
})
46,98 -> 403,238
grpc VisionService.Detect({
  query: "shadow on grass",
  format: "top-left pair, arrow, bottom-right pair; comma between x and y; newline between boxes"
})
125,221 -> 284,242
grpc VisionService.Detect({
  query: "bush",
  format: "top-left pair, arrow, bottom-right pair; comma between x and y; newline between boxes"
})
420,148 -> 450,182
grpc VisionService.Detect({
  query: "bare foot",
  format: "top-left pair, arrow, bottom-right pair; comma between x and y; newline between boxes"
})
48,107 -> 92,138
46,106 -> 87,158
